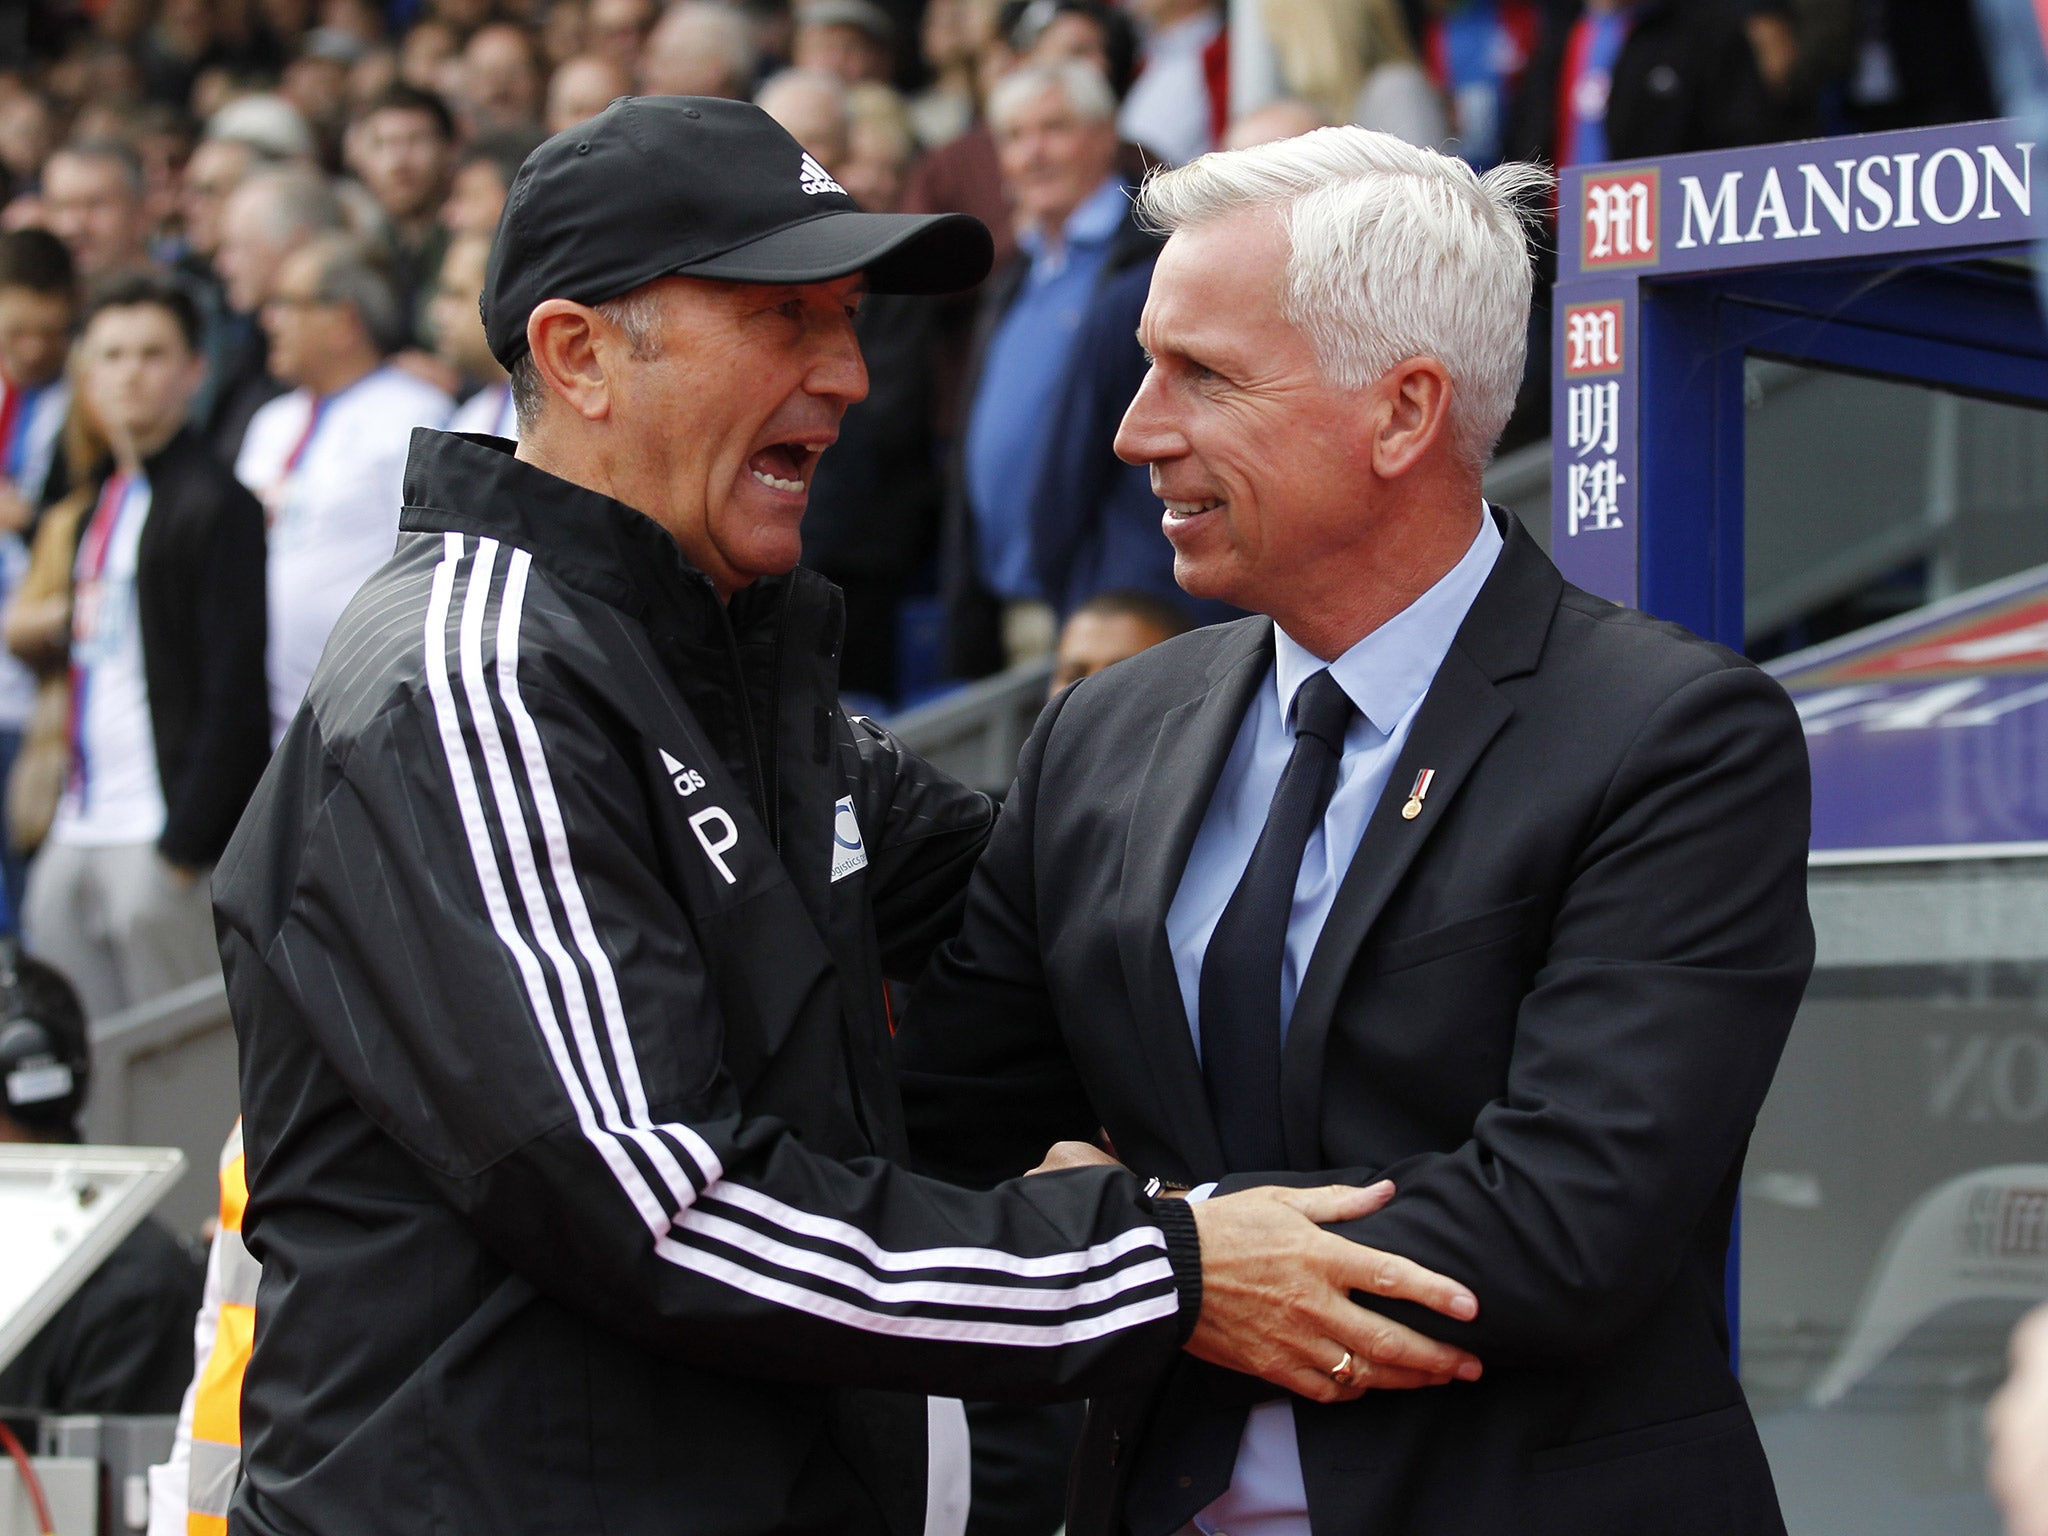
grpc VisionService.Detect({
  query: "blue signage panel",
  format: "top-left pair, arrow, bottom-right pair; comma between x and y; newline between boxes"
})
1550,119 -> 2040,617
1558,119 -> 2038,283
1548,280 -> 1639,606
1770,563 -> 2048,855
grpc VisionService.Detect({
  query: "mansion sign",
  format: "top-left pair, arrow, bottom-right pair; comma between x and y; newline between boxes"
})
1549,119 -> 2044,612
1564,121 -> 2038,280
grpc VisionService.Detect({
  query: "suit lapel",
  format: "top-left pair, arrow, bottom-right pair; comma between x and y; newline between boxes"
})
1278,511 -> 1562,1164
1116,623 -> 1272,1180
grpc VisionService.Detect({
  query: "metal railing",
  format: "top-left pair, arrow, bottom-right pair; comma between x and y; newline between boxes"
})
82,976 -> 235,1238
888,656 -> 1055,795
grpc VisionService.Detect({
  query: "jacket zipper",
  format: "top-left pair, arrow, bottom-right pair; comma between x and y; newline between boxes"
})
715,605 -> 775,851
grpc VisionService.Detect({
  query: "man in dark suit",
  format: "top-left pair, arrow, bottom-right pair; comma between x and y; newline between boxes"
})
898,127 -> 1815,1536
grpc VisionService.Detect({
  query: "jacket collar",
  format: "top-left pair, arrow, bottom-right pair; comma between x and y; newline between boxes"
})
397,426 -> 808,645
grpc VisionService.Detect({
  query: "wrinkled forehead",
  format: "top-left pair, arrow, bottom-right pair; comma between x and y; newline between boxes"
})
1140,209 -> 1291,347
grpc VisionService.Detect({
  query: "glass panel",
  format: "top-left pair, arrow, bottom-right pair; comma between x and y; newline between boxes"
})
1744,361 -> 2048,1533
1746,363 -> 2048,663
1745,860 -> 2048,1536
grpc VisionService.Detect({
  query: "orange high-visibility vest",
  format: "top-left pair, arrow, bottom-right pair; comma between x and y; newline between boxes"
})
186,1120 -> 254,1536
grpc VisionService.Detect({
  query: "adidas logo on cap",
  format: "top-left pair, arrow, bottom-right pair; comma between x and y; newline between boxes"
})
799,151 -> 846,197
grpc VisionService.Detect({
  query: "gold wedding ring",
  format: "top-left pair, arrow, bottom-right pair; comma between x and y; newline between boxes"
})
1329,1349 -> 1358,1387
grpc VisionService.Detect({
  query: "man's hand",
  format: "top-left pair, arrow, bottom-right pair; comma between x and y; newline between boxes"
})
1188,1182 -> 1481,1404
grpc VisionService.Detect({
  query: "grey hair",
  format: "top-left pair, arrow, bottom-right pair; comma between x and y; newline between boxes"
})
243,167 -> 348,243
1137,127 -> 1549,470
986,59 -> 1117,134
647,2 -> 759,95
304,234 -> 408,356
508,284 -> 665,432
50,139 -> 145,198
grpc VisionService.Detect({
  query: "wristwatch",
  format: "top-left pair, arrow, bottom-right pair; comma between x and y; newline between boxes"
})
1142,1175 -> 1193,1199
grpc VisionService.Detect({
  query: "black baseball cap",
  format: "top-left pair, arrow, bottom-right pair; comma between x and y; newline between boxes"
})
484,96 -> 993,367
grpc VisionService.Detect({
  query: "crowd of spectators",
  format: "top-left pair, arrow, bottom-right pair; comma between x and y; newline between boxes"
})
0,0 -> 2004,1004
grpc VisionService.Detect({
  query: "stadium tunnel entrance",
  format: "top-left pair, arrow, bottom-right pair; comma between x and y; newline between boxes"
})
1551,117 -> 2048,1536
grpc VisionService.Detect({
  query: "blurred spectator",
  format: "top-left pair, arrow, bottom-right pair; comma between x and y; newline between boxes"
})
236,234 -> 450,741
1223,95 -> 1323,147
794,0 -> 898,84
43,141 -> 154,283
757,67 -> 854,169
179,138 -> 262,274
640,2 -> 759,98
946,60 -> 1143,674
135,0 -> 224,111
0,92 -> 58,195
0,947 -> 204,1411
281,29 -> 364,155
546,52 -> 634,133
911,0 -> 980,146
1844,0 -> 1993,132
1262,0 -> 1446,145
433,232 -> 515,439
442,127 -> 544,241
458,22 -> 545,136
398,17 -> 462,93
539,1 -> 591,71
586,0 -> 658,77
1512,0 -> 1808,167
210,167 -> 348,461
174,133 -> 269,434
1420,0 -> 1538,168
204,93 -> 321,164
0,230 -> 74,517
1119,0 -> 1226,164
757,71 -> 938,696
348,46 -> 404,111
1017,0 -> 1140,101
0,230 -> 75,924
1048,588 -> 1190,695
349,83 -> 454,332
17,275 -> 268,1020
844,81 -> 918,209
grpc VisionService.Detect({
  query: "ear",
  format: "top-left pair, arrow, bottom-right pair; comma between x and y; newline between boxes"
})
525,299 -> 612,422
1369,356 -> 1454,481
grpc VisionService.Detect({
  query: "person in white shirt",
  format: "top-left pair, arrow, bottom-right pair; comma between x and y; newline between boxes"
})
430,230 -> 518,441
1118,0 -> 1225,165
236,234 -> 451,742
23,278 -> 270,1019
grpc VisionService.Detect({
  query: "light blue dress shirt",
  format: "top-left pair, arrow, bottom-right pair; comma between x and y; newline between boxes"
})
1163,507 -> 1502,1536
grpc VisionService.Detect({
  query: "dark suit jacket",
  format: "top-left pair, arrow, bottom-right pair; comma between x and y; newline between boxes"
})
898,509 -> 1815,1536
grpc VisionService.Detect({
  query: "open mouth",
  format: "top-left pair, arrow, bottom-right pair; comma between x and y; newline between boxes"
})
748,441 -> 819,496
1162,498 -> 1224,521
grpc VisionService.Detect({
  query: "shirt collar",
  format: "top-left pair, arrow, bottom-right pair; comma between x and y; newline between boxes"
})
1018,175 -> 1129,265
1273,504 -> 1504,737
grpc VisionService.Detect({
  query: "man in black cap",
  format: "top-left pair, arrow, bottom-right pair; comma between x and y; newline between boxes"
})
210,98 -> 1481,1536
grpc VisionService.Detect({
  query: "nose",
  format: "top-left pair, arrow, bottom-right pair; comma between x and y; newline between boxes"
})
808,308 -> 869,408
1113,365 -> 1183,467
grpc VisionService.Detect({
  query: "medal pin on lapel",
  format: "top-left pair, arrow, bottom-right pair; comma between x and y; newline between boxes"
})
1401,768 -> 1435,821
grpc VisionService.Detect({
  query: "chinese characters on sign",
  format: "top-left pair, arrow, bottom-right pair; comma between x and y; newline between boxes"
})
1562,300 -> 1627,537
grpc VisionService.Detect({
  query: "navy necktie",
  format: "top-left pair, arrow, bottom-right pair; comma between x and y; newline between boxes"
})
1198,667 -> 1356,1172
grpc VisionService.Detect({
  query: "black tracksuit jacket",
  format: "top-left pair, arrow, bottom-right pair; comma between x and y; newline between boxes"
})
212,430 -> 1201,1536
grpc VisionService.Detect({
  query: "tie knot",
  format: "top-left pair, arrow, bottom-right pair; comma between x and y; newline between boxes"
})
1291,669 -> 1355,755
